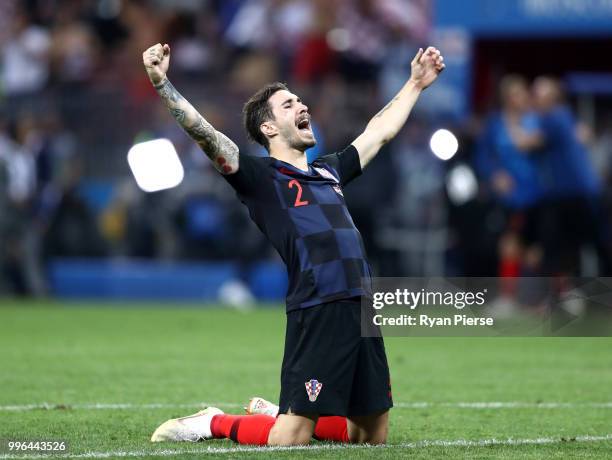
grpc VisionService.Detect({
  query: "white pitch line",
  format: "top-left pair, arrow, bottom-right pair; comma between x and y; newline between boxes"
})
1,401 -> 611,412
447,402 -> 612,409
0,434 -> 611,459
0,403 -> 242,411
396,401 -> 612,409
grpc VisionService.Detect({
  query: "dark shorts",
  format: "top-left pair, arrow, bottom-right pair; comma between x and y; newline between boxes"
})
278,299 -> 393,417
503,205 -> 542,247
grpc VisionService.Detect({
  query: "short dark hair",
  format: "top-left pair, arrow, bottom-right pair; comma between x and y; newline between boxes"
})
243,82 -> 288,150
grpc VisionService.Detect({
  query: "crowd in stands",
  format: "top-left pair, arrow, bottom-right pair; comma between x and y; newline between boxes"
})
0,0 -> 610,296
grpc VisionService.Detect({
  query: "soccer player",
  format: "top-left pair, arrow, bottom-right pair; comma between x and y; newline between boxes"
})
145,42 -> 444,446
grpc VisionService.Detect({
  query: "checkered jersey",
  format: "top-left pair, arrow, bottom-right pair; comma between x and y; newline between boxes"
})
223,145 -> 372,311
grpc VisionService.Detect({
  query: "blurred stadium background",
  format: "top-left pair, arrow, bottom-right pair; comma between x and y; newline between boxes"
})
2,1 -> 612,458
0,0 -> 611,303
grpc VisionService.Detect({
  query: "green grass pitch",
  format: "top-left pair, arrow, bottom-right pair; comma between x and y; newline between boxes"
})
1,301 -> 611,459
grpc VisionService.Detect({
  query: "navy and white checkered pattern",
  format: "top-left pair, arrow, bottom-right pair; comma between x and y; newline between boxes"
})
223,147 -> 370,312
271,160 -> 371,310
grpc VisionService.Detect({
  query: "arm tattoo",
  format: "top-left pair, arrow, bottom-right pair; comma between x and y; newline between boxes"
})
373,96 -> 400,119
185,117 -> 219,151
169,108 -> 185,123
155,79 -> 181,103
154,79 -> 239,174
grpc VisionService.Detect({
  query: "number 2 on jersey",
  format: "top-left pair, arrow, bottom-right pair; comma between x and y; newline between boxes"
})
288,179 -> 309,207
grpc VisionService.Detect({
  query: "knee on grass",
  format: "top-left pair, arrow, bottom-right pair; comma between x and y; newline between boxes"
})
347,412 -> 389,445
267,428 -> 313,446
267,414 -> 316,446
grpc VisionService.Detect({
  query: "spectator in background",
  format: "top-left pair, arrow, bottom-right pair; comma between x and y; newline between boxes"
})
529,77 -> 611,275
475,75 -> 543,279
592,116 -> 612,239
0,6 -> 50,97
42,154 -> 107,260
290,0 -> 336,84
224,0 -> 275,50
0,116 -> 37,295
591,115 -> 612,187
49,0 -> 99,85
334,0 -> 388,79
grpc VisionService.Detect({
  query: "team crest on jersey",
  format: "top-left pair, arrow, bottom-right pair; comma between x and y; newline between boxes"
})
313,166 -> 343,196
313,166 -> 339,183
305,379 -> 323,402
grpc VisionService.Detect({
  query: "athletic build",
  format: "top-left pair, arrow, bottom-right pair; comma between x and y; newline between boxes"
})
145,42 -> 444,446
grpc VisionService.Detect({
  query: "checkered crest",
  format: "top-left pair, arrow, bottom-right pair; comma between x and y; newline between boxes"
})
305,379 -> 323,402
313,166 -> 339,183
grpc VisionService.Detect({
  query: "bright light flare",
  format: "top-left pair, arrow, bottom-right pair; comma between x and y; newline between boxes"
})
446,164 -> 478,205
127,138 -> 184,192
430,129 -> 459,161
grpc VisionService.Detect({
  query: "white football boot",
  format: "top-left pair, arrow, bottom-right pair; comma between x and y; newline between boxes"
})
244,397 -> 279,417
150,407 -> 224,442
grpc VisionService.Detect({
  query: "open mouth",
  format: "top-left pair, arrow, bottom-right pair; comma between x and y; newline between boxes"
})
296,116 -> 312,134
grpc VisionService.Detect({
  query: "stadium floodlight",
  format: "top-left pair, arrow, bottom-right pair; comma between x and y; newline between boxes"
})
127,138 -> 184,192
430,128 -> 458,161
446,163 -> 478,205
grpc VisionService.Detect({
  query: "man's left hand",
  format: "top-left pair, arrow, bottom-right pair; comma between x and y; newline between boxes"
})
409,46 -> 445,90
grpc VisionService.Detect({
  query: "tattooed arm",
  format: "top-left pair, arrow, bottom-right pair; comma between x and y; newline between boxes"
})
351,47 -> 445,168
143,43 -> 238,174
153,79 -> 239,173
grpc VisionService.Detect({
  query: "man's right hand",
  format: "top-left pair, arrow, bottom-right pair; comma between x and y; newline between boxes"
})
143,43 -> 170,86
144,42 -> 240,174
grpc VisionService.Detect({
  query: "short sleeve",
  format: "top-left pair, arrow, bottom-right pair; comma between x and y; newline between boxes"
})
315,145 -> 362,186
222,154 -> 269,197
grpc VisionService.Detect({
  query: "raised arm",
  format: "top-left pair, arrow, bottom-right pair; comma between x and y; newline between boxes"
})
351,47 -> 445,168
142,43 -> 239,174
